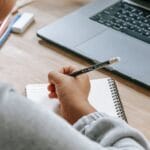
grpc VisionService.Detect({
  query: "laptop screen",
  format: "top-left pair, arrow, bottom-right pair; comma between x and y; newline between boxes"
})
132,0 -> 150,6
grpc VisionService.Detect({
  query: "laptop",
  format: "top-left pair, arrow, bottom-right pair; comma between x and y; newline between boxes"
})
37,0 -> 150,88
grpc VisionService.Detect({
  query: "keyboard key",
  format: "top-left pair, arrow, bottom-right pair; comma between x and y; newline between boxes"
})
90,1 -> 150,44
121,28 -> 150,43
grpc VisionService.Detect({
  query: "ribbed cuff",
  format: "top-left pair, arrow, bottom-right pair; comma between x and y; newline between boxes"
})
73,112 -> 108,131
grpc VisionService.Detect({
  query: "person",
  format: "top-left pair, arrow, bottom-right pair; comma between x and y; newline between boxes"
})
0,66 -> 149,150
0,1 -> 149,149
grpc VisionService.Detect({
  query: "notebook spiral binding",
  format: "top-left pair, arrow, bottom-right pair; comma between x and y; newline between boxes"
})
108,79 -> 127,122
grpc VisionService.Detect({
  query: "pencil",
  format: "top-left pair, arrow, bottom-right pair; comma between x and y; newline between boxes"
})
70,57 -> 120,77
0,15 -> 11,37
0,14 -> 21,47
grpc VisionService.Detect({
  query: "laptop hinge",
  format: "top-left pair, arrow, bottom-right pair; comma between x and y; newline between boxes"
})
123,0 -> 150,11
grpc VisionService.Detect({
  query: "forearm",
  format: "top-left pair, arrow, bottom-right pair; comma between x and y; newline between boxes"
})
74,112 -> 150,150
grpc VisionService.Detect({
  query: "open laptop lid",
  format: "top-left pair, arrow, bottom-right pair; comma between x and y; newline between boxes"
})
124,0 -> 150,10
37,0 -> 150,88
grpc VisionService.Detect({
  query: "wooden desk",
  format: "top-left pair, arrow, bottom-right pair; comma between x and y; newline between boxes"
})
0,0 -> 150,140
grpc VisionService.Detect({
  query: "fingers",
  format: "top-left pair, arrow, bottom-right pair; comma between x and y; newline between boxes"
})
59,66 -> 78,75
60,66 -> 89,80
48,92 -> 58,98
47,84 -> 58,98
48,71 -> 65,84
48,66 -> 78,99
48,84 -> 55,92
48,66 -> 78,84
48,70 -> 69,99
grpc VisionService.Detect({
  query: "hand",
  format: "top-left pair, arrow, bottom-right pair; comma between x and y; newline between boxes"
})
0,0 -> 16,22
48,66 -> 96,124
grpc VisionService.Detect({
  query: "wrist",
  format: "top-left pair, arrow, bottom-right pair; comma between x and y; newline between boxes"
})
70,100 -> 96,123
60,98 -> 96,124
78,101 -> 96,116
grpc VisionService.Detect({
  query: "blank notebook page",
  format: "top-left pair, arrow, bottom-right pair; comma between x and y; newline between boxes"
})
89,78 -> 118,117
26,84 -> 59,113
26,78 -> 126,120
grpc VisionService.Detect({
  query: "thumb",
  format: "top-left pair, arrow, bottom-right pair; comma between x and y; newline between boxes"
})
48,71 -> 66,84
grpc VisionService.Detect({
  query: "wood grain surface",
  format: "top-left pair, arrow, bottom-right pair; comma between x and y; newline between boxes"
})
0,0 -> 150,140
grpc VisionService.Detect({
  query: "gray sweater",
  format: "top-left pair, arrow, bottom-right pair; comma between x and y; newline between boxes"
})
0,82 -> 149,150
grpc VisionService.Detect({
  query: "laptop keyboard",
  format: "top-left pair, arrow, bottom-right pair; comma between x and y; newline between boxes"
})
90,1 -> 150,44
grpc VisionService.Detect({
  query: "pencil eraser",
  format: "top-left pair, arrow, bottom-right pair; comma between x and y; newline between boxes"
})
12,13 -> 34,33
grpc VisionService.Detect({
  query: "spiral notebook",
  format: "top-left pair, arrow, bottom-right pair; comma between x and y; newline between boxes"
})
26,78 -> 127,121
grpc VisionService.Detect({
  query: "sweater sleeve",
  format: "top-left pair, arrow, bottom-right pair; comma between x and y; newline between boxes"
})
74,112 -> 150,150
0,82 -> 149,150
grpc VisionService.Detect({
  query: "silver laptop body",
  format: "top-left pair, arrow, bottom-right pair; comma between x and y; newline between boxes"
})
37,0 -> 150,88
